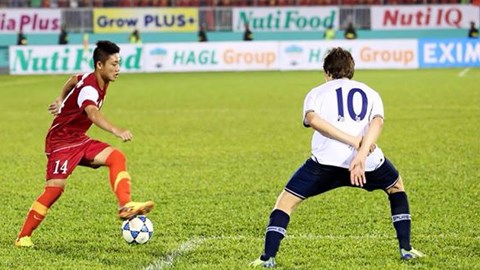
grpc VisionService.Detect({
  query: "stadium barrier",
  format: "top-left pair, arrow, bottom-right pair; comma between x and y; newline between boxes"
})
1,5 -> 477,42
8,38 -> 479,75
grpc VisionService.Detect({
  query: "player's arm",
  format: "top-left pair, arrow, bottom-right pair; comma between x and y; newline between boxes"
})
349,116 -> 384,187
305,111 -> 361,149
359,116 -> 383,157
48,75 -> 79,115
84,105 -> 133,142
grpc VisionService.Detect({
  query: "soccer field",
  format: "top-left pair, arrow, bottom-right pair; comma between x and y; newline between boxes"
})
1,69 -> 479,270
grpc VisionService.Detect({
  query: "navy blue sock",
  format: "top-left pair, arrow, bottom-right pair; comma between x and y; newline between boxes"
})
389,192 -> 412,250
261,209 -> 290,260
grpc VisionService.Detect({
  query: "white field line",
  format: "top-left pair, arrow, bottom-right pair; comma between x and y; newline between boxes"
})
144,237 -> 206,270
458,68 -> 470,77
144,233 -> 480,269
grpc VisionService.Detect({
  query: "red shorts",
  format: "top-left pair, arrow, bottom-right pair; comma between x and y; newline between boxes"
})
45,139 -> 110,180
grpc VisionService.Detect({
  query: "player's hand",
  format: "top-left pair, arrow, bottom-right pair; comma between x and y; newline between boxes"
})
48,97 -> 62,115
349,155 -> 366,187
112,128 -> 133,142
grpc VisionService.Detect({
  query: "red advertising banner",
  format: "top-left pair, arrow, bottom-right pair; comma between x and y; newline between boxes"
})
371,5 -> 479,30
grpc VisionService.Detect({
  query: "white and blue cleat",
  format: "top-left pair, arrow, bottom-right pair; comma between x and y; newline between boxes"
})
400,247 -> 426,260
250,257 -> 276,268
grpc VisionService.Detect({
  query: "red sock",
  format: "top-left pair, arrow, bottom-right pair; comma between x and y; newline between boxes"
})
105,149 -> 131,206
18,186 -> 64,238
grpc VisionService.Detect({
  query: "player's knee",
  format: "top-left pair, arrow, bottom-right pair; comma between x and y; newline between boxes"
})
385,176 -> 405,194
46,179 -> 66,189
105,149 -> 127,166
275,191 -> 303,215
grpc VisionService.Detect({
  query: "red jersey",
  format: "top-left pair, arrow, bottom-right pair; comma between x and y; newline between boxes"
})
45,73 -> 109,154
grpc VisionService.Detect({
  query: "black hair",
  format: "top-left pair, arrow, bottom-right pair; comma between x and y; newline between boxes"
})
323,47 -> 355,79
93,40 -> 120,66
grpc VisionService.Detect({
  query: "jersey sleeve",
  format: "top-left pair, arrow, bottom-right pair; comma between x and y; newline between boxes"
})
302,90 -> 317,127
369,91 -> 384,121
77,86 -> 99,110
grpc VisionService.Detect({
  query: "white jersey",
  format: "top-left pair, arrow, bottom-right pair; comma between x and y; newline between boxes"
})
303,79 -> 385,171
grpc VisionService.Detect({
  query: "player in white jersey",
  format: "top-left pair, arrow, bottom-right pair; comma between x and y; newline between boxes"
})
250,47 -> 425,268
304,77 -> 385,171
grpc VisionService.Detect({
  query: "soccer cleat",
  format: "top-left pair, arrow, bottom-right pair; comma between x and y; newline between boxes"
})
15,236 -> 34,247
250,257 -> 276,268
400,247 -> 426,260
118,201 -> 154,220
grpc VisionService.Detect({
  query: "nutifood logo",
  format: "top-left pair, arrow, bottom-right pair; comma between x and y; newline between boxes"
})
11,46 -> 143,73
235,8 -> 337,32
11,47 -> 92,72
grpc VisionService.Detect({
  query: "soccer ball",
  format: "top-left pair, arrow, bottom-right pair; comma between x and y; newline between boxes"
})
121,215 -> 154,244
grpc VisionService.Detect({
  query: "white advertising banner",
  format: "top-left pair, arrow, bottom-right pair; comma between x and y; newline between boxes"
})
232,7 -> 339,32
0,9 -> 61,33
279,40 -> 418,70
9,44 -> 144,75
143,42 -> 279,72
371,5 -> 479,30
9,40 -> 419,75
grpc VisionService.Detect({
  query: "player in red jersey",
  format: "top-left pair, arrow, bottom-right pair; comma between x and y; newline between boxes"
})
15,41 -> 154,247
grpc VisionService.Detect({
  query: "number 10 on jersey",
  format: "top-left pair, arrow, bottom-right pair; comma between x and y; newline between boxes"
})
335,87 -> 368,122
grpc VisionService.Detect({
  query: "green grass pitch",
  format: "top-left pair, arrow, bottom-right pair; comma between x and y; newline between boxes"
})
0,69 -> 479,269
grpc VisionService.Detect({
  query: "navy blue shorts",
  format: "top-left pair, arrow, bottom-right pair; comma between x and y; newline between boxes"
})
285,157 -> 399,199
